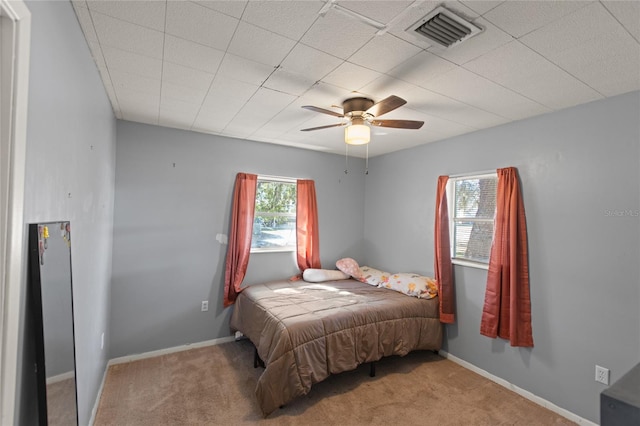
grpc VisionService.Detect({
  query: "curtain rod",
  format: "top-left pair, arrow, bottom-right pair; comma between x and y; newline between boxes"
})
257,174 -> 301,183
448,169 -> 496,178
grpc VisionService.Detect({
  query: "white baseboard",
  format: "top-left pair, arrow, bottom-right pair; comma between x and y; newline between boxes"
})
108,336 -> 237,366
439,350 -> 597,426
46,370 -> 75,385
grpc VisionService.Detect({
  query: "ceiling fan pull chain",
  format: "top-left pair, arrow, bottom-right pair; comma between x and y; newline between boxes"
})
365,144 -> 369,175
344,144 -> 349,174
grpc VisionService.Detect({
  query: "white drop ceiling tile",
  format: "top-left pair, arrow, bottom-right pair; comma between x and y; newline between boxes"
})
363,80 -> 507,129
348,33 -> 422,74
337,1 -> 415,25
427,17 -> 514,65
162,62 -> 214,91
240,88 -> 297,122
460,1 -> 504,16
194,102 -> 240,133
92,12 -> 164,59
463,41 -> 603,110
201,76 -> 259,117
521,2 -> 640,96
567,47 -> 640,97
301,8 -> 376,59
425,67 -> 551,120
520,2 -> 620,58
483,0 -> 592,38
411,111 -> 476,140
227,21 -> 296,67
116,90 -> 160,114
242,0 -> 324,40
602,1 -> 640,42
74,5 -> 99,43
216,54 -> 275,86
165,1 -> 238,51
194,1 -> 247,19
263,69 -> 317,96
445,105 -> 509,130
226,89 -> 297,138
161,81 -> 207,105
159,99 -> 200,123
110,70 -> 161,97
102,46 -> 162,79
258,101 -> 319,135
297,82 -> 355,112
359,75 -> 435,106
121,111 -> 159,126
387,51 -> 457,88
221,124 -> 256,140
87,0 -> 166,32
322,62 -> 383,91
163,35 -> 225,74
280,44 -> 343,82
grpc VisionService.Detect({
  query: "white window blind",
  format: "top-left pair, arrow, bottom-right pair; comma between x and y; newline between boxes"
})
450,173 -> 497,265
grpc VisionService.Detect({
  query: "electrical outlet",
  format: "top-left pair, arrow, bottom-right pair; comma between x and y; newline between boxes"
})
595,365 -> 609,385
201,300 -> 209,312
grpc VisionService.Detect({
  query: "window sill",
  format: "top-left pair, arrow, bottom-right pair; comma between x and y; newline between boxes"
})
451,258 -> 489,270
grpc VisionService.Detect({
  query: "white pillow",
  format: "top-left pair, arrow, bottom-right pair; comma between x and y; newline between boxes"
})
302,268 -> 350,283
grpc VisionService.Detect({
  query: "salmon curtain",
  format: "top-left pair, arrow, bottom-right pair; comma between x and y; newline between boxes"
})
296,179 -> 321,273
223,173 -> 257,307
434,176 -> 455,324
480,167 -> 533,347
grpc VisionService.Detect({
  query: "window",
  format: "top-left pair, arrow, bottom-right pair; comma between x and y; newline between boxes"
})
251,178 -> 297,252
450,173 -> 497,267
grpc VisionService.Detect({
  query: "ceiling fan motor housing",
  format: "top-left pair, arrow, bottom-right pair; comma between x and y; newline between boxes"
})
343,97 -> 375,118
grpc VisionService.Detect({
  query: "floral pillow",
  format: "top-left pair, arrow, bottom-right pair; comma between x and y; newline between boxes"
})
381,273 -> 439,299
336,258 -> 364,280
359,266 -> 391,287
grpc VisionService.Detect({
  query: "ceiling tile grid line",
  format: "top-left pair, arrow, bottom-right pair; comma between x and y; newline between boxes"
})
71,1 -> 640,158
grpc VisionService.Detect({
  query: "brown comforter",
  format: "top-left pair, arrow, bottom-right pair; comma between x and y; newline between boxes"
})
229,278 -> 442,416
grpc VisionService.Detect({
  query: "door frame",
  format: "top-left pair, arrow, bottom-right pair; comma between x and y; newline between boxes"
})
0,1 -> 30,425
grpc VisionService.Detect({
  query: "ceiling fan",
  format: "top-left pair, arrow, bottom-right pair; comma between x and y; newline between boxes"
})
300,95 -> 424,145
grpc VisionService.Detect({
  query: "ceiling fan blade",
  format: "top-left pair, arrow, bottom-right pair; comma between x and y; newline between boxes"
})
300,123 -> 346,132
366,95 -> 407,117
301,105 -> 344,118
370,119 -> 424,129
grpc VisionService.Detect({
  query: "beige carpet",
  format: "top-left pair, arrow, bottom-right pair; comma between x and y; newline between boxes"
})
95,339 -> 575,425
47,377 -> 77,426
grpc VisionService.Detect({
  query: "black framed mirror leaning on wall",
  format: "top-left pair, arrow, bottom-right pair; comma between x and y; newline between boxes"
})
28,222 -> 78,426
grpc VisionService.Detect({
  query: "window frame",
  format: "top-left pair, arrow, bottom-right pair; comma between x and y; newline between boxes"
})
250,175 -> 297,254
447,172 -> 498,270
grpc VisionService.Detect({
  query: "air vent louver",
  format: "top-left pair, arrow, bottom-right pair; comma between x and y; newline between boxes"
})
407,6 -> 482,48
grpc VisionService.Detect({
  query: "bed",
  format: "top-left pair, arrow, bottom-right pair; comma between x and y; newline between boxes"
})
229,277 -> 442,416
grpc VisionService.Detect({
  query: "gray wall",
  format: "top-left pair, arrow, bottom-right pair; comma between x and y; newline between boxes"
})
20,1 -> 116,424
111,121 -> 366,358
363,91 -> 640,423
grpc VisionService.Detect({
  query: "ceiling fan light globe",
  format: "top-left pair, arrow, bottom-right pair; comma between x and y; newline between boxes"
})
345,123 -> 370,145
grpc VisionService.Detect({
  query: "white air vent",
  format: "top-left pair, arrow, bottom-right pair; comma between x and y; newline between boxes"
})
406,6 -> 482,49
